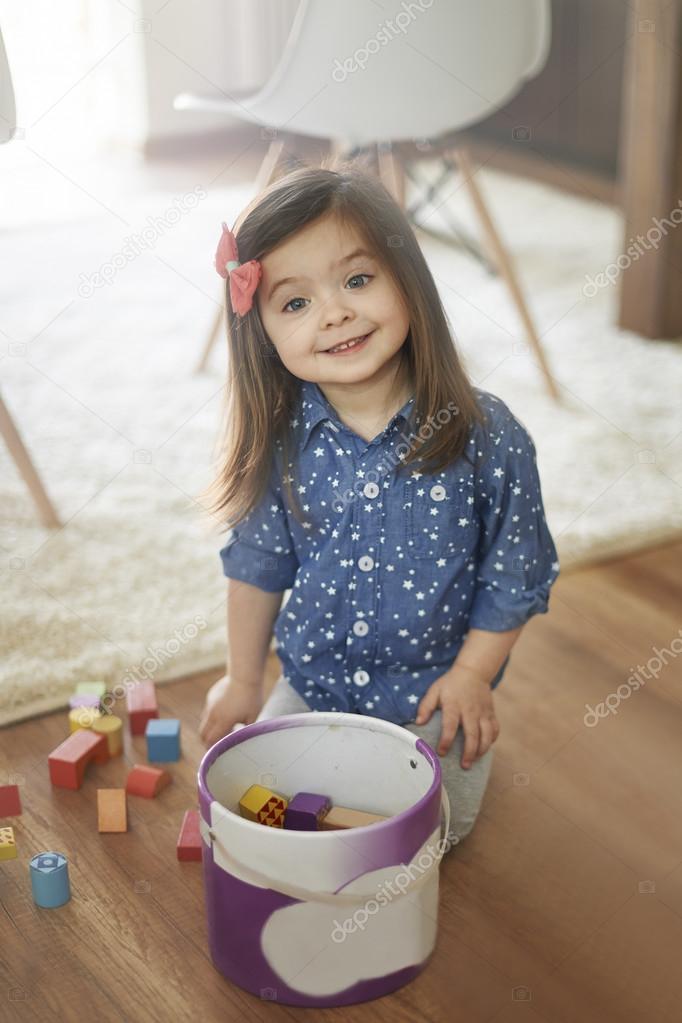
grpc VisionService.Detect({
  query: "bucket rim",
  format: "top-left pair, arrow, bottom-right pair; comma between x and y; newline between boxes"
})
197,711 -> 442,838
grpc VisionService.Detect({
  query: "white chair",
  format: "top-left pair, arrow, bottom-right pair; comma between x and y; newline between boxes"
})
177,0 -> 558,399
0,26 -> 60,527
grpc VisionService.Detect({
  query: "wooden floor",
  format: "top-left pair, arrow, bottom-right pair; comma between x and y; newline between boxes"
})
1,539 -> 681,1022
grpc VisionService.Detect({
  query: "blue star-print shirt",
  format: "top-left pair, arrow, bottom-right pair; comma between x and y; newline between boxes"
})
219,380 -> 560,725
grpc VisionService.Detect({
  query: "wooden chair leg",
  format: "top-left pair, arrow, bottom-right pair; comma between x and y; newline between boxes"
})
195,137 -> 286,374
0,391 -> 60,528
377,142 -> 406,209
453,147 -> 561,403
195,305 -> 224,374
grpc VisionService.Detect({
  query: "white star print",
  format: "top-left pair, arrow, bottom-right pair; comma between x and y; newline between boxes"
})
221,382 -> 559,725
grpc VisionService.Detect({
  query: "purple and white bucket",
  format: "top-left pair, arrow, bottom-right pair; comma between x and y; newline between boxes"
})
197,711 -> 451,1008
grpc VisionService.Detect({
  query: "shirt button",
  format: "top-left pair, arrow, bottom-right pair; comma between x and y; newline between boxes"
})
430,484 -> 446,501
353,669 -> 370,686
352,620 -> 369,636
358,555 -> 374,571
363,482 -> 379,498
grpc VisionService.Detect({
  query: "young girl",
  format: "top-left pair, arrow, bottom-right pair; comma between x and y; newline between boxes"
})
199,158 -> 559,846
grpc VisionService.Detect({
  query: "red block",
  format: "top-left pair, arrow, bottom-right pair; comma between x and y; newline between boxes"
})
126,681 -> 158,736
0,784 -> 22,816
177,809 -> 202,862
48,729 -> 110,790
125,764 -> 171,799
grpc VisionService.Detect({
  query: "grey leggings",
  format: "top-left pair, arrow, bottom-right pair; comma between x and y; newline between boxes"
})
256,675 -> 494,852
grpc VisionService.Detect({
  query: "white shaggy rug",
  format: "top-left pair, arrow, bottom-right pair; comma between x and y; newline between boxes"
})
1,162 -> 680,726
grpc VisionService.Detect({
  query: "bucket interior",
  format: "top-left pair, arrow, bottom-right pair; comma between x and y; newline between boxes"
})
204,715 -> 437,822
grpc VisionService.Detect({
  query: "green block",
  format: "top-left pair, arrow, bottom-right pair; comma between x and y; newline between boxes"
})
75,681 -> 107,697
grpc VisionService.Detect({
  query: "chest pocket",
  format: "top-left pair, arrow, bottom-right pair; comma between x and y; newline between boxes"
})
403,475 -> 479,561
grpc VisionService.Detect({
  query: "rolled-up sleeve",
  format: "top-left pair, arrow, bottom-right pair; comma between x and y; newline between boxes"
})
218,452 -> 299,593
468,399 -> 559,632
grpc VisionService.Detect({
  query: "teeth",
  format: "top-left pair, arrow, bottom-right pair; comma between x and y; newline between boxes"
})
328,334 -> 366,353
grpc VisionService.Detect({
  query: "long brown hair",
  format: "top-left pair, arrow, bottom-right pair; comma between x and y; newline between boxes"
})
201,155 -> 485,533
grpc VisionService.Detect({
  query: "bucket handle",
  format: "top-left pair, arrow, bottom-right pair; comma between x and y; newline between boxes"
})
200,785 -> 451,907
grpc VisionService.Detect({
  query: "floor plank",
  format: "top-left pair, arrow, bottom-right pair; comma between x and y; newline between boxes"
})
1,540 -> 681,1021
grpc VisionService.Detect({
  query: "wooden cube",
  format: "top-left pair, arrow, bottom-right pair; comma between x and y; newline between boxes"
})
125,764 -> 171,798
176,809 -> 202,861
48,729 -> 110,790
127,681 -> 158,736
318,805 -> 388,830
145,719 -> 180,762
76,681 -> 107,698
0,826 -> 17,860
0,784 -> 22,816
97,789 -> 127,833
239,784 -> 288,827
284,792 -> 331,831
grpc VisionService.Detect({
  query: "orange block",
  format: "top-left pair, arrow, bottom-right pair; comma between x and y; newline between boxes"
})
97,789 -> 127,833
48,729 -> 110,790
125,764 -> 171,798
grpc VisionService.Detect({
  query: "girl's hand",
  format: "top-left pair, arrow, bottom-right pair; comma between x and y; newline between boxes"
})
199,674 -> 265,748
415,665 -> 500,768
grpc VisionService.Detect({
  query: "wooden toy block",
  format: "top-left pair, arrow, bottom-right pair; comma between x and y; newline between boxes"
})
177,809 -> 202,861
239,784 -> 288,827
76,681 -> 107,698
318,806 -> 388,830
30,852 -> 71,907
145,719 -> 180,762
97,789 -> 127,833
48,729 -> 110,790
92,714 -> 123,756
125,764 -> 171,798
69,693 -> 101,711
284,791 -> 331,831
127,681 -> 158,735
0,826 -> 17,860
68,706 -> 102,732
0,784 -> 22,816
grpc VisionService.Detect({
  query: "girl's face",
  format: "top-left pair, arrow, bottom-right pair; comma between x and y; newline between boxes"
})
256,214 -> 410,388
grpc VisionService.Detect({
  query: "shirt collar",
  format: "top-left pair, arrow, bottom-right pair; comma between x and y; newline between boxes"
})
296,378 -> 416,450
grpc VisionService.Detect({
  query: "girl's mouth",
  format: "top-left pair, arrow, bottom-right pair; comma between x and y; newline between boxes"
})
324,331 -> 373,355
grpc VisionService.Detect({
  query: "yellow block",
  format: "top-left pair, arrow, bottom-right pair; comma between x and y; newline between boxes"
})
239,784 -> 288,827
69,707 -> 102,732
92,714 -> 123,756
0,826 -> 17,860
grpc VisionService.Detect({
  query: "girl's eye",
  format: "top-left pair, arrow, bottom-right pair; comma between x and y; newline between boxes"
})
281,273 -> 373,313
282,296 -> 307,313
347,273 -> 372,289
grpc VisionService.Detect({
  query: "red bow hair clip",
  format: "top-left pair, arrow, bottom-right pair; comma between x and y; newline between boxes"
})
214,222 -> 262,316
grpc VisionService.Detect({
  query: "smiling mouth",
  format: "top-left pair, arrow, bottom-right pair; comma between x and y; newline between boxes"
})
324,331 -> 373,354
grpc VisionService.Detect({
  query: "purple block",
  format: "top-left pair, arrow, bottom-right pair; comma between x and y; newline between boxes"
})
284,791 -> 331,831
69,693 -> 100,710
